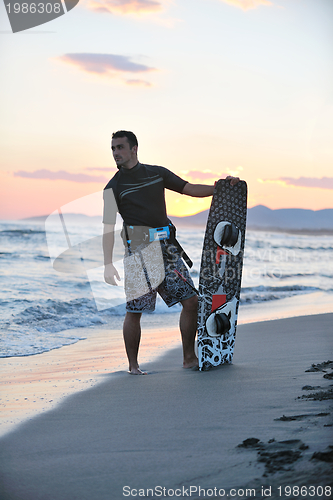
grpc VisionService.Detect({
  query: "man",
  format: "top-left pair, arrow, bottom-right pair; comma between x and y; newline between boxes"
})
103,130 -> 239,375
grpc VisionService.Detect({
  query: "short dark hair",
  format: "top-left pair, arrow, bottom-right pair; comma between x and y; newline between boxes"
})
112,130 -> 138,150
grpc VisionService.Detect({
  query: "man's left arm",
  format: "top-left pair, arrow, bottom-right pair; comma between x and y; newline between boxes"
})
182,176 -> 240,197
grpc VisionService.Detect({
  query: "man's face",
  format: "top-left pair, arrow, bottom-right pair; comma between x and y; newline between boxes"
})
111,137 -> 137,169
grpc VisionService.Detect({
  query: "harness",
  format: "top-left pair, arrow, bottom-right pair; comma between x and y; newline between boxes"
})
123,221 -> 193,268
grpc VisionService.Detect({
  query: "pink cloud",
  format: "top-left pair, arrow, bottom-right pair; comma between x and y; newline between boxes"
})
260,177 -> 333,190
280,177 -> 333,190
14,169 -> 109,183
58,53 -> 156,76
87,0 -> 162,14
86,167 -> 116,172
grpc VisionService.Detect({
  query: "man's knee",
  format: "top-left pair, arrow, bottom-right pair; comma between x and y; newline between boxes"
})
125,311 -> 142,323
181,294 -> 198,312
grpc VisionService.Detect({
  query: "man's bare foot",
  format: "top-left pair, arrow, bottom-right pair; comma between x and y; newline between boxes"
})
128,367 -> 148,375
183,356 -> 199,370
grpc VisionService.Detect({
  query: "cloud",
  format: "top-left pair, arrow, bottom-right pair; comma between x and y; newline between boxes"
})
281,177 -> 333,190
87,0 -> 162,15
86,167 -> 116,172
14,169 -> 109,183
259,177 -> 333,190
125,78 -> 152,87
58,53 -> 156,77
219,0 -> 272,10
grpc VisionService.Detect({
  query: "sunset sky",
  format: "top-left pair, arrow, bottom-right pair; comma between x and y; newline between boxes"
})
1,0 -> 332,220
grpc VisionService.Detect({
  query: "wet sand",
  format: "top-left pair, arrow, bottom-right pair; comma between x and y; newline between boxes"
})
0,313 -> 332,500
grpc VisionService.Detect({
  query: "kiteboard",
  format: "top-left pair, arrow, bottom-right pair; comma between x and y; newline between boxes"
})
197,179 -> 247,371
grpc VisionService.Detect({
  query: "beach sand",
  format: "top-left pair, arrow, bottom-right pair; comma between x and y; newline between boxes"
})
0,315 -> 183,437
0,313 -> 332,500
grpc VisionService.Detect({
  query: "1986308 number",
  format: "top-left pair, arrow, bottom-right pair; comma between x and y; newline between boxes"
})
278,486 -> 331,497
6,2 -> 61,13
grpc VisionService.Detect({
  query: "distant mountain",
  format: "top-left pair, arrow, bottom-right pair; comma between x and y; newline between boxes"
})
170,205 -> 333,232
23,206 -> 333,232
170,211 -> 209,227
247,205 -> 333,231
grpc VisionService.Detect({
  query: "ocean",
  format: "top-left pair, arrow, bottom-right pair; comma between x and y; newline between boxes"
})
1,216 -> 332,358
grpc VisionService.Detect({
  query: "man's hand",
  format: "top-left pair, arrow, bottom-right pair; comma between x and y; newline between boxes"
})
104,263 -> 121,286
225,175 -> 240,186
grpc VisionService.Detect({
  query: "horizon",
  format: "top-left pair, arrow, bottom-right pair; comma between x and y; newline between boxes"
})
3,203 -> 333,223
1,1 -> 332,219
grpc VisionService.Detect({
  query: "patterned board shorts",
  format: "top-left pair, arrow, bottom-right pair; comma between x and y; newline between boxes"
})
124,240 -> 196,313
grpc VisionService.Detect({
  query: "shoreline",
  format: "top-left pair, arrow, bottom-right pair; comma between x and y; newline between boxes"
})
0,313 -> 332,499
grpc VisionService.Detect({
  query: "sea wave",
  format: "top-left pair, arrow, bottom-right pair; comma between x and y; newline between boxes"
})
0,229 -> 45,237
7,298 -> 105,330
0,252 -> 13,257
34,254 -> 51,261
1,285 -> 322,332
0,298 -> 107,358
259,244 -> 333,252
277,272 -> 333,280
240,284 -> 319,304
0,285 -> 329,358
0,332 -> 85,358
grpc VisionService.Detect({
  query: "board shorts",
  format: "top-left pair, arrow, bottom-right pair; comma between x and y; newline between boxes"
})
124,240 -> 196,313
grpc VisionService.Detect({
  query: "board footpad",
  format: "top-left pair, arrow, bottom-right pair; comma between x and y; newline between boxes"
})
219,222 -> 239,247
214,221 -> 242,256
215,312 -> 231,336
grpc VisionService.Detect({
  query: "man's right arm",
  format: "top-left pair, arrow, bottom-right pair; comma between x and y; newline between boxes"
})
103,224 -> 121,286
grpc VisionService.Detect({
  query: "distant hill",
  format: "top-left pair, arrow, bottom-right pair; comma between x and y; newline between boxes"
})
23,206 -> 333,233
246,205 -> 333,232
170,211 -> 209,227
170,205 -> 333,232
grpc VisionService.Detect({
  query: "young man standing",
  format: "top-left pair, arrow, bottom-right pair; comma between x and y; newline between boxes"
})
103,130 -> 239,374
